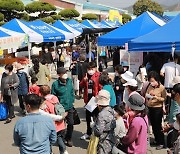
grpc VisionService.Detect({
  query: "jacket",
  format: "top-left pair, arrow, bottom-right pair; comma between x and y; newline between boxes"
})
44,94 -> 66,132
103,85 -> 116,107
80,72 -> 102,104
94,107 -> 116,154
17,71 -> 29,95
51,78 -> 75,111
122,116 -> 148,154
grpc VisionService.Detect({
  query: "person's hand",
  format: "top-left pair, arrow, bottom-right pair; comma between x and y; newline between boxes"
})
84,74 -> 88,81
162,123 -> 170,132
0,94 -> 3,102
62,112 -> 68,119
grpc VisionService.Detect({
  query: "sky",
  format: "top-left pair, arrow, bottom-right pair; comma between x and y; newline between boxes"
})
72,0 -> 180,8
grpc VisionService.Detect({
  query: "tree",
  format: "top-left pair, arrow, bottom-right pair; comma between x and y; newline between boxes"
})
59,9 -> 80,19
82,13 -> 98,20
0,0 -> 24,21
133,0 -> 163,16
40,17 -> 55,24
51,15 -> 61,20
122,14 -> 132,24
25,1 -> 56,18
0,12 -> 4,21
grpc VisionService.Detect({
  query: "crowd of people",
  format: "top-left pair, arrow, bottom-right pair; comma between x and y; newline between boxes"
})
0,45 -> 180,154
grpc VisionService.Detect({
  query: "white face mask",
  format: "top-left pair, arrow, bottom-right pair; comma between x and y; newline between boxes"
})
45,49 -> 48,53
5,70 -> 9,74
115,72 -> 119,76
61,73 -> 68,80
88,70 -> 95,76
174,121 -> 180,130
58,49 -> 61,52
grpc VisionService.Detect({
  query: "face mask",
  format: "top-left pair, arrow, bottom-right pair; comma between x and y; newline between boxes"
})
150,82 -> 156,87
5,70 -> 9,74
115,72 -> 119,76
58,49 -> 61,52
61,73 -> 68,80
45,49 -> 48,53
174,121 -> 180,130
88,70 -> 95,76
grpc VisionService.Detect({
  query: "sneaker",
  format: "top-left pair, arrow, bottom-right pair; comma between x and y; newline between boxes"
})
80,134 -> 90,140
156,145 -> 164,150
63,150 -> 69,154
66,140 -> 73,147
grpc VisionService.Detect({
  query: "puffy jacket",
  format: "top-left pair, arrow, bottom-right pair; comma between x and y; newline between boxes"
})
51,78 -> 75,111
80,72 -> 102,104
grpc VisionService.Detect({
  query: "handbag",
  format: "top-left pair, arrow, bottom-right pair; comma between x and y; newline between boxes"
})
0,102 -> 8,120
73,107 -> 81,125
87,135 -> 99,154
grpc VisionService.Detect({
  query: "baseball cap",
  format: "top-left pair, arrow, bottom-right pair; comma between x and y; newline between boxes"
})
96,90 -> 110,106
123,79 -> 138,87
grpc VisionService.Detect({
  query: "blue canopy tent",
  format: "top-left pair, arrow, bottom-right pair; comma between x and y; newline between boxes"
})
128,14 -> 180,52
65,19 -> 88,33
92,20 -> 110,28
53,20 -> 81,37
101,20 -> 115,28
81,19 -> 100,29
98,11 -> 166,46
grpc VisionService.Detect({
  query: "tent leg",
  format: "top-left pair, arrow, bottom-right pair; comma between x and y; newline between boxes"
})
128,52 -> 131,71
28,42 -> 32,65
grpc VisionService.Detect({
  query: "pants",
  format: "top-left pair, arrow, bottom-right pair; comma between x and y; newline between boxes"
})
148,107 -> 164,145
86,107 -> 99,135
57,130 -> 66,154
18,95 -> 26,110
65,108 -> 74,141
116,93 -> 122,105
4,95 -> 14,119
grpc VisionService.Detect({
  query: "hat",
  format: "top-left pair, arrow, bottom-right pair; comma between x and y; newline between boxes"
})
57,67 -> 66,74
123,79 -> 138,87
172,76 -> 180,86
16,63 -> 24,70
96,90 -> 110,106
127,93 -> 145,111
121,61 -> 129,67
121,71 -> 133,81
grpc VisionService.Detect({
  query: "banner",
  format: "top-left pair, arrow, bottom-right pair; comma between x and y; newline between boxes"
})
0,34 -> 28,50
120,49 -> 143,76
109,10 -> 122,24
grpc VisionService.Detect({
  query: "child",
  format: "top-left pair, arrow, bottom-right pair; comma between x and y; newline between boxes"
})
29,77 -> 40,95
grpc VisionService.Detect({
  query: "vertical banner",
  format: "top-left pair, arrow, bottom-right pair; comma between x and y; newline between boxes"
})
120,49 -> 143,76
109,10 -> 122,24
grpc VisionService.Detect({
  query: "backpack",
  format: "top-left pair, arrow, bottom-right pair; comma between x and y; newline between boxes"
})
54,103 -> 65,116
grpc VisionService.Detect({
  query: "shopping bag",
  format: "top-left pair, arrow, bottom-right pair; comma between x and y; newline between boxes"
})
0,102 -> 8,120
74,79 -> 79,91
87,135 -> 99,154
73,107 -> 80,125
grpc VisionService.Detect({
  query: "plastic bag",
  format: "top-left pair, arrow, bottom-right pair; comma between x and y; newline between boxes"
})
0,102 -> 8,120
87,135 -> 99,154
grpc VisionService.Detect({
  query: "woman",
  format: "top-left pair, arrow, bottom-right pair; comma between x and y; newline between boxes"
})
93,90 -> 116,154
146,71 -> 167,150
119,93 -> 148,154
1,64 -> 19,123
29,58 -> 50,86
99,71 -> 116,107
136,65 -> 146,93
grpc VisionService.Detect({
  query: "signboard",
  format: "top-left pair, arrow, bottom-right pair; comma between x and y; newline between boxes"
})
109,10 -> 122,24
120,49 -> 143,76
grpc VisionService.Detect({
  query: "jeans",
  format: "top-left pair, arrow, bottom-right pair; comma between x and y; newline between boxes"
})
65,108 -> 74,141
116,93 -> 122,105
18,95 -> 26,110
57,131 -> 66,154
148,107 -> 164,145
86,107 -> 99,135
4,95 -> 14,119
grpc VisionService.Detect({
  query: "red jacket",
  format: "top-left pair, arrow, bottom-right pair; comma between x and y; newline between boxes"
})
80,72 -> 102,104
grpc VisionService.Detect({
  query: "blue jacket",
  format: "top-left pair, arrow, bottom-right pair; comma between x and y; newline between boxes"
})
103,85 -> 116,107
17,71 -> 29,95
14,113 -> 57,154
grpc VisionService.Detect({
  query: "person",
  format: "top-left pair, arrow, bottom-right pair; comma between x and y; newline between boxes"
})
41,46 -> 54,67
172,83 -> 180,105
113,105 -> 126,140
29,58 -> 50,86
146,71 -> 167,150
1,64 -> 19,124
51,67 -> 75,147
29,77 -> 40,95
56,47 -> 65,68
80,62 -> 102,140
64,49 -> 71,71
114,65 -> 125,105
99,71 -> 116,107
113,47 -> 120,70
99,47 -> 107,68
121,61 -> 129,72
93,90 -> 116,154
136,65 -> 147,93
39,85 -> 68,154
16,63 -> 29,115
13,94 -> 57,154
72,45 -> 80,60
119,93 -> 148,154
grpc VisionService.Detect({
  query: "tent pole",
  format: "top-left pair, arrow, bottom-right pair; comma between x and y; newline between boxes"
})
28,42 -> 32,65
54,42 -> 56,51
97,33 -> 101,71
128,52 -> 131,71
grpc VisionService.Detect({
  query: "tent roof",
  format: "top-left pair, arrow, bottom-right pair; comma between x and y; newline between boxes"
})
98,11 -> 166,46
92,20 -> 111,28
128,14 -> 180,52
81,20 -> 100,29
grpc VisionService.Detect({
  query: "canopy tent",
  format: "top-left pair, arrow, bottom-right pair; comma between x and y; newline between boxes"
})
101,20 -> 115,28
0,27 -> 27,50
98,11 -> 166,46
107,20 -> 119,27
53,20 -> 82,37
92,20 -> 110,28
128,14 -> 180,52
65,19 -> 88,33
3,19 -> 73,43
81,19 -> 100,29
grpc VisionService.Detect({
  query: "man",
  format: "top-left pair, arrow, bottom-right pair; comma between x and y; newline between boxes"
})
172,83 -> 180,105
51,67 -> 75,147
13,94 -> 57,154
80,62 -> 102,140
